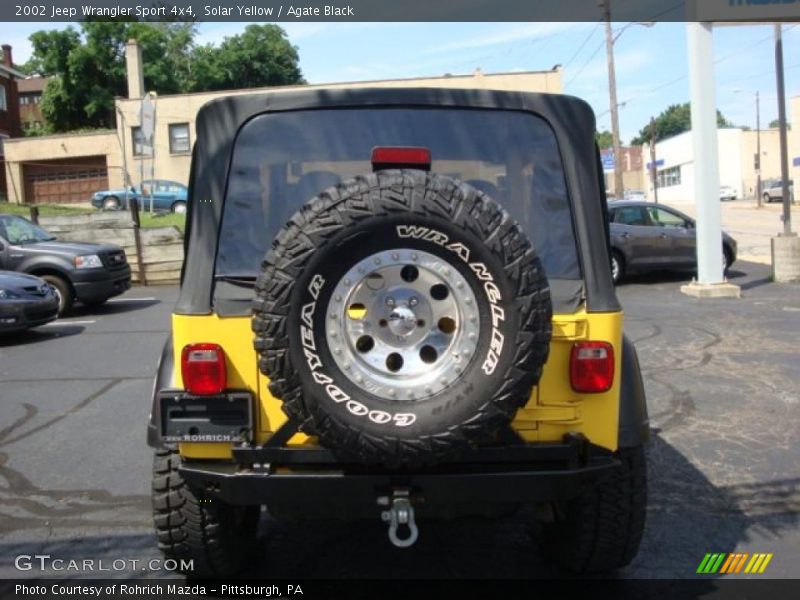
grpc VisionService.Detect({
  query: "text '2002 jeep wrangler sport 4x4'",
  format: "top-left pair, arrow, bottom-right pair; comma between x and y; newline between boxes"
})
147,88 -> 649,577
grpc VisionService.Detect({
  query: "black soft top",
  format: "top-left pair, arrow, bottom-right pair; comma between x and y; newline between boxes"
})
177,87 -> 619,314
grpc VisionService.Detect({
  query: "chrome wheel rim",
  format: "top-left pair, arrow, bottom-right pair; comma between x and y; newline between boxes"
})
611,256 -> 620,281
103,198 -> 118,210
51,285 -> 63,312
173,203 -> 187,214
325,248 -> 480,401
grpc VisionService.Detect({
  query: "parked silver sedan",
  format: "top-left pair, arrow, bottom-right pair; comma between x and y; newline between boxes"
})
607,201 -> 737,284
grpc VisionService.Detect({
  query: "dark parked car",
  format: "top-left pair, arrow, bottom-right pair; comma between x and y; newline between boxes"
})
91,179 -> 188,213
0,214 -> 131,314
0,270 -> 59,333
608,201 -> 737,283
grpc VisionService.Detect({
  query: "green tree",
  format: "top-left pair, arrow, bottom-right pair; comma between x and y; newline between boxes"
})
25,22 -> 303,132
768,118 -> 790,130
631,103 -> 734,145
187,24 -> 304,92
595,130 -> 613,149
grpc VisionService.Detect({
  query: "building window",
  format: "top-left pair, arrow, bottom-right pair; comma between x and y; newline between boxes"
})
0,85 -> 6,111
132,126 -> 146,156
656,166 -> 681,188
0,134 -> 8,156
168,123 -> 190,154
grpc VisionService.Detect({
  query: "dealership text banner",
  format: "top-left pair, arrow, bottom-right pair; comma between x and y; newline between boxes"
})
5,0 -> 800,22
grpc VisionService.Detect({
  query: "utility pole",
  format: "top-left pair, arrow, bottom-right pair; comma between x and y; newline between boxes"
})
649,117 -> 658,204
602,0 -> 624,199
770,23 -> 799,283
755,90 -> 762,208
774,24 -> 791,236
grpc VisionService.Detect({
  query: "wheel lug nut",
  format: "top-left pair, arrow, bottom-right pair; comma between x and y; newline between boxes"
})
391,253 -> 399,261
385,297 -> 395,307
374,257 -> 382,265
334,294 -> 342,302
408,296 -> 419,307
411,253 -> 418,261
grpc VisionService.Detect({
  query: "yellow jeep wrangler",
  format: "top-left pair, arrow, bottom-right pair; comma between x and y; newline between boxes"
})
147,88 -> 649,577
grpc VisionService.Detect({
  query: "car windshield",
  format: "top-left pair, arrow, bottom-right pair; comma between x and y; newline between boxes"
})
215,107 -> 581,290
0,215 -> 56,244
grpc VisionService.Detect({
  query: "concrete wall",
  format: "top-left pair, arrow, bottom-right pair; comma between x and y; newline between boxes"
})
3,131 -> 123,204
37,212 -> 183,284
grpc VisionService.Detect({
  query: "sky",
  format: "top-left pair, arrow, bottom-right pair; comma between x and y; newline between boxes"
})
4,21 -> 799,143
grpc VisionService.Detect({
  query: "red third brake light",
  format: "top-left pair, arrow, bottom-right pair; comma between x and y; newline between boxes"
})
181,343 -> 227,396
371,146 -> 431,171
570,341 -> 615,393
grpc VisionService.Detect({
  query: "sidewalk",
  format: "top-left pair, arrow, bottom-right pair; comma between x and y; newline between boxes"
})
677,199 -> 798,265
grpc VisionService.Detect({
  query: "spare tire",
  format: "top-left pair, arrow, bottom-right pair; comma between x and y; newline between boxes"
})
253,170 -> 552,464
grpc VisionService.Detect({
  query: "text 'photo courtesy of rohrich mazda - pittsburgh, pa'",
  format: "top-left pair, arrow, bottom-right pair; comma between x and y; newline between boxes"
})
1,0 -> 800,599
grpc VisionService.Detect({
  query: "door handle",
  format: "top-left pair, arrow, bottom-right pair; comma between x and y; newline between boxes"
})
620,232 -> 630,239
659,233 -> 668,239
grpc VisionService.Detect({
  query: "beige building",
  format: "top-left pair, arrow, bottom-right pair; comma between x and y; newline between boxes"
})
3,40 -> 562,205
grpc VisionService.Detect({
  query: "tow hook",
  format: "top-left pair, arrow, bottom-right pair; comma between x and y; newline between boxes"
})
378,489 -> 419,548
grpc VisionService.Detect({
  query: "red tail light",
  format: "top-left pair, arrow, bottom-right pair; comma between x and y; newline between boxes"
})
181,344 -> 227,395
570,341 -> 615,393
371,146 -> 431,171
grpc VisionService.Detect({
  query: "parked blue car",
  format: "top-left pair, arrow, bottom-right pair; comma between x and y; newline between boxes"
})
91,179 -> 188,213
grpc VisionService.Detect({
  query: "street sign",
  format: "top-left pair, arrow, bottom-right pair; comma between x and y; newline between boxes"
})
646,159 -> 664,170
793,157 -> 800,167
601,151 -> 615,173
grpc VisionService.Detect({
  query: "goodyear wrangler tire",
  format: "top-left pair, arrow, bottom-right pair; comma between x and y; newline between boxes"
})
252,170 -> 552,463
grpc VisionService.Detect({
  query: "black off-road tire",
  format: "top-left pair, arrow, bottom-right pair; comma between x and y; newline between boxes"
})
252,170 -> 552,464
545,445 -> 647,574
151,449 -> 260,578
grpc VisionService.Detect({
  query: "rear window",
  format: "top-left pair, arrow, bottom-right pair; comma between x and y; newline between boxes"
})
215,107 -> 582,300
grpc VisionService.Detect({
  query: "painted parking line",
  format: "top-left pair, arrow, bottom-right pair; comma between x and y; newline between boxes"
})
107,297 -> 157,303
43,320 -> 97,326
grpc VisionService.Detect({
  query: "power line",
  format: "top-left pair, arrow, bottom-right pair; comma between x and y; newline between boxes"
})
565,38 -> 606,89
563,21 -> 602,71
601,25 -> 799,115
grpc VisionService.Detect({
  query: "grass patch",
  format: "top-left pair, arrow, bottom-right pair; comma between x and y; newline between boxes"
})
138,211 -> 186,232
0,203 -> 93,217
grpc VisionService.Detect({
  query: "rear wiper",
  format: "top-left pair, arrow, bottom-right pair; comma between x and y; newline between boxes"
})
214,275 -> 258,288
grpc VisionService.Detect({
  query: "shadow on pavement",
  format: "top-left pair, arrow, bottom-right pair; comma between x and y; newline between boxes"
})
0,325 -> 85,347
69,297 -> 161,318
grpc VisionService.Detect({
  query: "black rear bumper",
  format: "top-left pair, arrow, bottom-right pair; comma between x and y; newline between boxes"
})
178,434 -> 618,511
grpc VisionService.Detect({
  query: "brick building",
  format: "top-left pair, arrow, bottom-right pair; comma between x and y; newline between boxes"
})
18,76 -> 49,128
0,44 -> 24,200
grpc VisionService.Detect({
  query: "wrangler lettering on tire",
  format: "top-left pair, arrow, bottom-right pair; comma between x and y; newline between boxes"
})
252,170 -> 552,463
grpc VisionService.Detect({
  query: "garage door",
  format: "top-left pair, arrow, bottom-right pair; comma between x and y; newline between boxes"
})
23,156 -> 108,204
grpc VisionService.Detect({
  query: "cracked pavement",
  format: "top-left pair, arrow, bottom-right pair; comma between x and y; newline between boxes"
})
0,262 -> 798,579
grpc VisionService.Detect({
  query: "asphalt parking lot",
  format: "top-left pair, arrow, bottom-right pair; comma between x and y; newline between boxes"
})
0,261 -> 798,580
